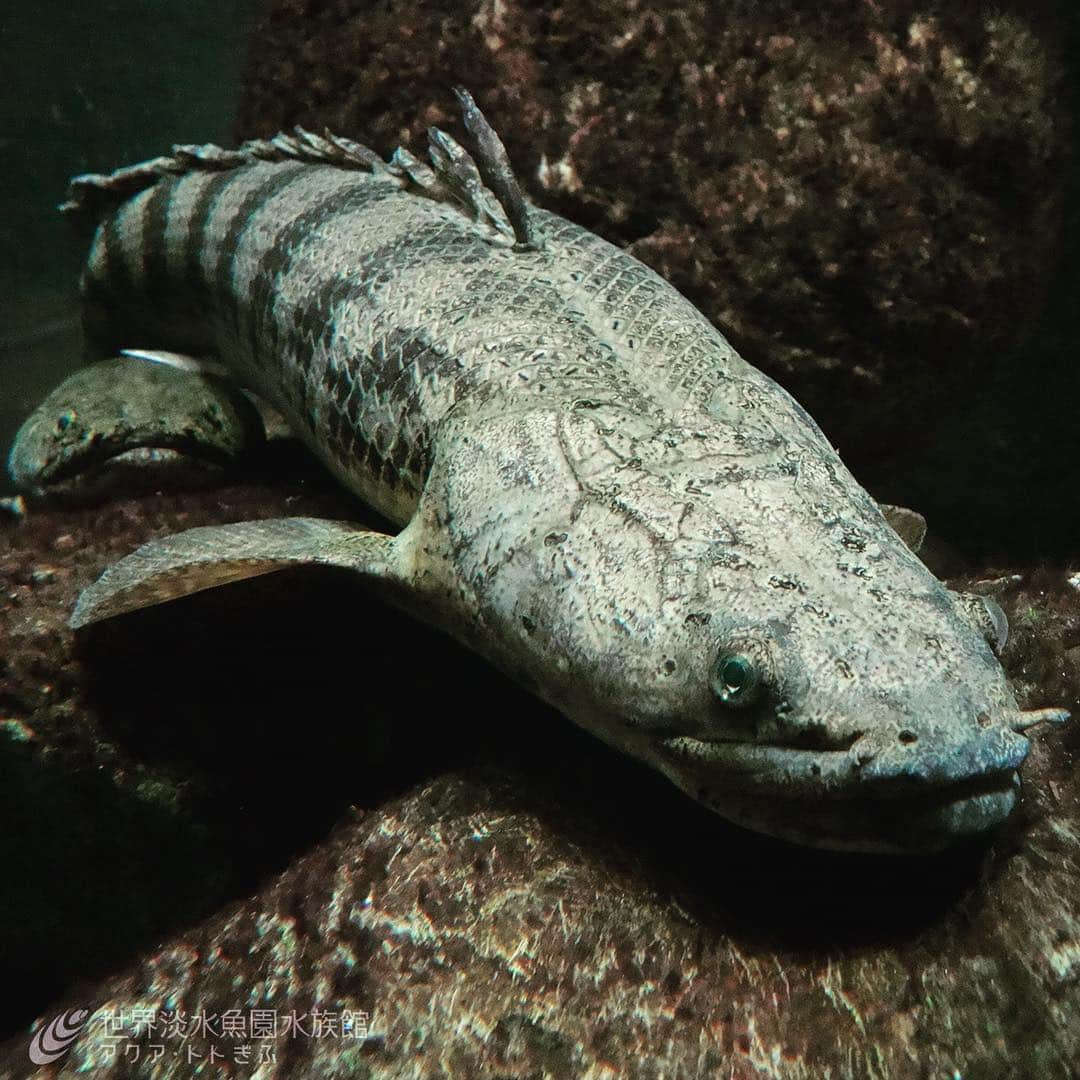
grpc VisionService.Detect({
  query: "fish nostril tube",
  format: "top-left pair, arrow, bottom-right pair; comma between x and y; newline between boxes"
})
1013,707 -> 1071,733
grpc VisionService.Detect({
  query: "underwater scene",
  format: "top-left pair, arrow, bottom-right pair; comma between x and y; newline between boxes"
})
2,1 -> 1079,1076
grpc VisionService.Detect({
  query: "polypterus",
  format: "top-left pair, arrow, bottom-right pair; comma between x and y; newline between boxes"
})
9,91 -> 1068,852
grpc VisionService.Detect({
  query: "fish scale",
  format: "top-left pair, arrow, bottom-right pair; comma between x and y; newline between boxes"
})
9,94 -> 1069,852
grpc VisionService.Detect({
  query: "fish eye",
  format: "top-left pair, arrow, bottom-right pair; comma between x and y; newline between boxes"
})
712,652 -> 761,706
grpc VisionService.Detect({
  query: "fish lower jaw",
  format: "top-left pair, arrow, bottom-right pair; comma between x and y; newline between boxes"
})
654,736 -> 1022,852
724,774 -> 1019,854
21,447 -> 229,501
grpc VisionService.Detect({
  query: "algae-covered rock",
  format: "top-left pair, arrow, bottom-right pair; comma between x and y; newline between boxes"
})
0,469 -> 393,1038
236,0 -> 1078,557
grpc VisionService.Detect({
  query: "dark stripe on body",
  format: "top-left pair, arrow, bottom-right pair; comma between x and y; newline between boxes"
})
306,220 -> 488,387
244,176 -> 396,380
300,227 -> 609,492
100,212 -> 131,302
79,211 -> 127,354
205,162 -> 310,359
298,223 -> 489,478
275,212 -> 493,491
368,327 -> 467,415
185,169 -> 242,304
322,326 -> 466,489
80,207 -> 116,306
137,178 -> 175,323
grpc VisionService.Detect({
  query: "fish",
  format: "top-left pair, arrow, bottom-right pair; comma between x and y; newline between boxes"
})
8,91 -> 1068,852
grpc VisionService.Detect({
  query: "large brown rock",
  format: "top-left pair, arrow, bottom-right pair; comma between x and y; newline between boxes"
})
236,0 -> 1078,558
1,482 -> 1079,1077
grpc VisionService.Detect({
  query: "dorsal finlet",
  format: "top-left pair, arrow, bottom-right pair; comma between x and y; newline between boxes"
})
58,90 -> 540,250
425,127 -> 513,238
453,87 -> 540,251
59,127 -> 407,223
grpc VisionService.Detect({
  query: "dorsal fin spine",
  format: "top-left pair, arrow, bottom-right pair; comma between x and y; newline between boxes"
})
60,130 -> 408,223
453,87 -> 540,250
60,91 -> 538,251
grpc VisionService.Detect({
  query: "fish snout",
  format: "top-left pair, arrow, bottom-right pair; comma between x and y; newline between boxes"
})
848,717 -> 1030,789
837,717 -> 1030,846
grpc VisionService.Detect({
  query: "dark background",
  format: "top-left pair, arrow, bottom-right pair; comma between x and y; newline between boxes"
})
0,0 -> 250,491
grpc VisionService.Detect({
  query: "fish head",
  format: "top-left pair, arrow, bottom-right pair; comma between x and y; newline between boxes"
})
618,499 -> 1058,854
418,404 -> 1064,853
641,574 -> 1038,853
8,357 -> 263,501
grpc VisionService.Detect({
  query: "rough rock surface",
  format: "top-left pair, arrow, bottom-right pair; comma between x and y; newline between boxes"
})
1,479 -> 1079,1077
0,466 -> 351,1030
235,0 -> 1079,558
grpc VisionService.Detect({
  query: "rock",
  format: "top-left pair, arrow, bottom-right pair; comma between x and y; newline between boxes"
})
0,464 -> 382,1041
1,481 -> 1079,1077
235,0 -> 1079,558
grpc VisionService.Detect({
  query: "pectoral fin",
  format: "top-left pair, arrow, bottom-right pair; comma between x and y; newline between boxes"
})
71,517 -> 398,629
879,503 -> 927,554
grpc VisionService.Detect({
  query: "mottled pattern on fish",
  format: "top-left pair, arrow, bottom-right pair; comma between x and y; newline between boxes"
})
16,97 -> 1068,852
72,128 -> 828,531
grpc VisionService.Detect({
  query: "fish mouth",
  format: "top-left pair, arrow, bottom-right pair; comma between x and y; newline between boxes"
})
35,443 -> 231,484
654,735 -> 1026,853
706,771 -> 1020,853
13,446 -> 231,501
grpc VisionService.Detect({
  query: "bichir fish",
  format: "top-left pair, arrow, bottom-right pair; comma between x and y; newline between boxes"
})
9,91 -> 1068,852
